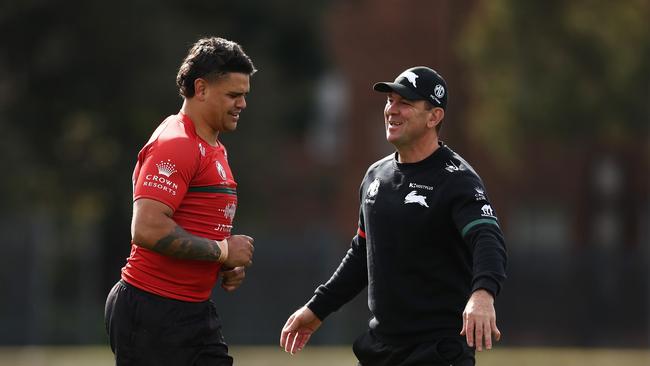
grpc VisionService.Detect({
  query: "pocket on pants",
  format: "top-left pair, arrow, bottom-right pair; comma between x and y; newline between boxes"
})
435,337 -> 474,365
352,330 -> 397,365
352,331 -> 377,364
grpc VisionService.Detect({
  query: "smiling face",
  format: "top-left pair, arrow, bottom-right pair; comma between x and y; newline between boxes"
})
200,72 -> 251,133
384,92 -> 438,148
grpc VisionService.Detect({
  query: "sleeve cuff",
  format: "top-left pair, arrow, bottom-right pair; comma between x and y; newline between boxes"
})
305,295 -> 333,321
472,277 -> 500,298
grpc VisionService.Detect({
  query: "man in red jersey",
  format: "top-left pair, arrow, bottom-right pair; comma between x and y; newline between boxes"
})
105,37 -> 256,366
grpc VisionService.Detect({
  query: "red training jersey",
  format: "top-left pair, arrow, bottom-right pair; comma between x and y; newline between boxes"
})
121,113 -> 238,302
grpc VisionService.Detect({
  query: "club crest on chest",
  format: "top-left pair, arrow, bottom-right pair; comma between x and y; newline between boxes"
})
404,190 -> 429,208
216,161 -> 227,180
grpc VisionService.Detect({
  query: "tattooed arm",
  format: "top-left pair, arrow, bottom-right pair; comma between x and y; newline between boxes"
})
131,198 -> 254,265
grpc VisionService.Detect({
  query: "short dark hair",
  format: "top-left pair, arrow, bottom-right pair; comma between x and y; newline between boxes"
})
176,37 -> 257,98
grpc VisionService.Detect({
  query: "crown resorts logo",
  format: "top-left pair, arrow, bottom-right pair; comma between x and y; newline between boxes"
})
156,159 -> 177,177
144,160 -> 179,196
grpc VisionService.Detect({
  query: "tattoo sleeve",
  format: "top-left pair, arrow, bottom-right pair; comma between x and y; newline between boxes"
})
152,225 -> 221,261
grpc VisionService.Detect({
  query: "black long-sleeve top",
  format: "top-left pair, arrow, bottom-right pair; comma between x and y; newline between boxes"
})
307,143 -> 508,344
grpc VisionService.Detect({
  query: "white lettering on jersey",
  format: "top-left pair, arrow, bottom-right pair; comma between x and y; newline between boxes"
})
409,182 -> 434,191
143,174 -> 178,196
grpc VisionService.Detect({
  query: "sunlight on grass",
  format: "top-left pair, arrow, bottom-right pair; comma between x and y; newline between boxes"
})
0,345 -> 647,366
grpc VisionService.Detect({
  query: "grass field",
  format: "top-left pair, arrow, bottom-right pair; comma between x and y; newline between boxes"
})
0,345 -> 648,365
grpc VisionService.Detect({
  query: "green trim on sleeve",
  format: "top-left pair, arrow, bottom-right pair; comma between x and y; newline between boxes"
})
187,186 -> 237,195
461,218 -> 500,237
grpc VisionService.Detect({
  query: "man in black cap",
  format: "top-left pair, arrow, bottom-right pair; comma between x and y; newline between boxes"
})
280,66 -> 508,365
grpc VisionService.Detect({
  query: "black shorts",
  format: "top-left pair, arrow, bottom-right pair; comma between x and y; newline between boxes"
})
353,329 -> 475,366
104,280 -> 233,366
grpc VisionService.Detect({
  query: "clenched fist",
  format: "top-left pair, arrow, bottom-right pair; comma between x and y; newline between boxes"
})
223,234 -> 254,268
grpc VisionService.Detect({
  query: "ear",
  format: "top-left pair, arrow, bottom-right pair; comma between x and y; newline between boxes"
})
427,108 -> 445,129
194,78 -> 208,101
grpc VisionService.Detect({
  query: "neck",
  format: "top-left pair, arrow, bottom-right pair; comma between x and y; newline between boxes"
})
180,99 -> 219,146
396,136 -> 440,163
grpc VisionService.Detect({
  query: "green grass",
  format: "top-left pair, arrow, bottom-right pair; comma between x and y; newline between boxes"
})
0,346 -> 647,365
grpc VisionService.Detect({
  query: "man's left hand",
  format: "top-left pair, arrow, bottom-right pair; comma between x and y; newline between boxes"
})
221,266 -> 246,292
460,289 -> 501,351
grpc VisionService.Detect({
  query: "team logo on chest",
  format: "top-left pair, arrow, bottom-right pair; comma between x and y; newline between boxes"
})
364,178 -> 380,204
216,161 -> 227,180
367,178 -> 380,198
404,190 -> 429,208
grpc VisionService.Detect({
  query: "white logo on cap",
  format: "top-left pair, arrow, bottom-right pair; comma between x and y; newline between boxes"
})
399,71 -> 419,88
434,84 -> 445,98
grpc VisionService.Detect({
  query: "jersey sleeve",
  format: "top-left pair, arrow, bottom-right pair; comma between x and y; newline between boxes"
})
450,175 -> 500,235
450,174 -> 508,297
133,136 -> 199,212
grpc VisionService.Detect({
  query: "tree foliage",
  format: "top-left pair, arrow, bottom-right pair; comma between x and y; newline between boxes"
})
459,0 -> 649,160
0,0 -> 327,343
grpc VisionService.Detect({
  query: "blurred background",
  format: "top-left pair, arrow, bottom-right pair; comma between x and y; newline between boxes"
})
0,0 -> 648,364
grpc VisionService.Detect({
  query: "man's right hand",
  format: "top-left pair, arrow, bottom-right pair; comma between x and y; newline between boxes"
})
280,306 -> 322,355
223,235 -> 254,268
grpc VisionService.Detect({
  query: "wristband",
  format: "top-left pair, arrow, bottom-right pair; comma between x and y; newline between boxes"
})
216,239 -> 228,263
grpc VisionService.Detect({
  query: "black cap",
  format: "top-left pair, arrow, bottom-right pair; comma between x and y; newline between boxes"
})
373,66 -> 448,109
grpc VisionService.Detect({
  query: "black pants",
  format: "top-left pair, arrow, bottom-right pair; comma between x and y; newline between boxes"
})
105,280 -> 233,366
353,330 -> 475,366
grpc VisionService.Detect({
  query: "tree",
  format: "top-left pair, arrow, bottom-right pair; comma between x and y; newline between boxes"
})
459,0 -> 649,163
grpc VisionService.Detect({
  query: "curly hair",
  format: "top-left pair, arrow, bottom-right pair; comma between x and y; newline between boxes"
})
176,37 -> 257,98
